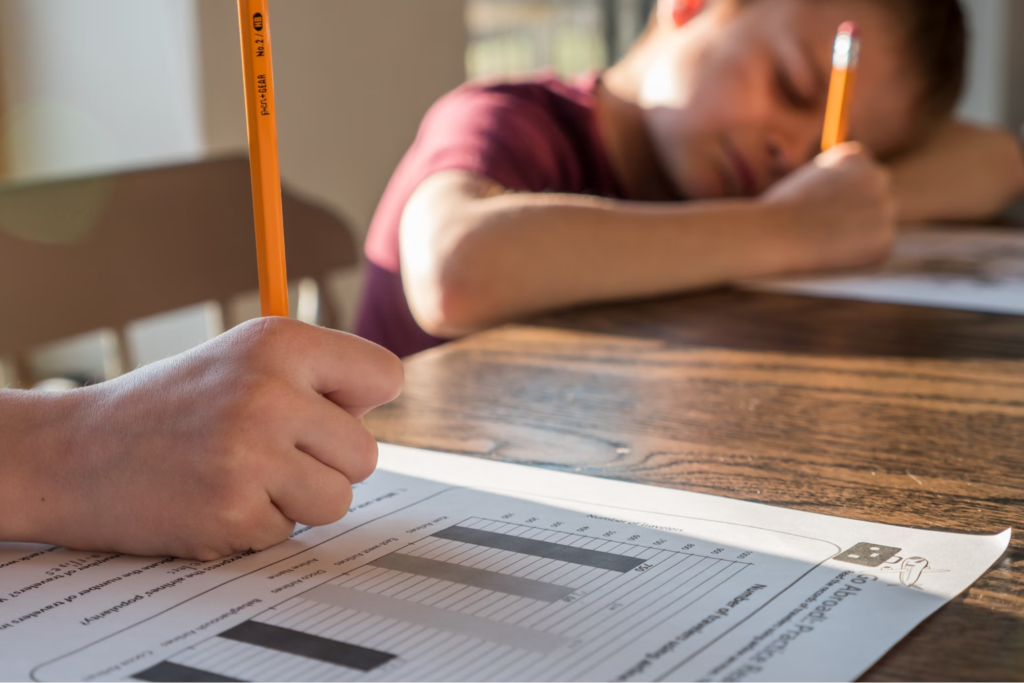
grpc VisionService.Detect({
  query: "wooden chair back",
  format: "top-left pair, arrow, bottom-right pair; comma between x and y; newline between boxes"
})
0,157 -> 358,379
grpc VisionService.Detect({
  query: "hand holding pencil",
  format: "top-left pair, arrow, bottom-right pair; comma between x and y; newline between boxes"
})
31,0 -> 406,561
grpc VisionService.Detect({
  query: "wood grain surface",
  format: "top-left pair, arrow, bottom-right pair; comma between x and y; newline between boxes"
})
367,289 -> 1024,682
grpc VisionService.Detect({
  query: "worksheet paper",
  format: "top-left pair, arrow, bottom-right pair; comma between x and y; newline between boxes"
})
0,445 -> 1009,683
742,228 -> 1024,314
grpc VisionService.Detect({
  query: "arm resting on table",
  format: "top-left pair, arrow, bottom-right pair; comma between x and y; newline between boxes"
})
891,120 -> 1024,225
399,165 -> 890,338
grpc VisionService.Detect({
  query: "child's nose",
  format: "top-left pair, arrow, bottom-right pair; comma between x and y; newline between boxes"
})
765,129 -> 820,180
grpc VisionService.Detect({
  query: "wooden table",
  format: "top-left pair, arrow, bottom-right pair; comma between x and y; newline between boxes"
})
366,289 -> 1024,682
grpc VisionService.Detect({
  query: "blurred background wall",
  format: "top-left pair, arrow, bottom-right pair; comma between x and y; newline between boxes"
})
196,0 -> 467,243
0,0 -> 205,180
958,0 -> 1024,132
0,0 -> 468,242
0,0 -> 1021,385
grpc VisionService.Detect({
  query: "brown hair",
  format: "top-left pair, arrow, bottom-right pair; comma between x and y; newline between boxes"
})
884,0 -> 966,122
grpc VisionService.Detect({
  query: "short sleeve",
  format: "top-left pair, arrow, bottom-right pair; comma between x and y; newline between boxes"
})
411,85 -> 574,193
364,84 -> 577,272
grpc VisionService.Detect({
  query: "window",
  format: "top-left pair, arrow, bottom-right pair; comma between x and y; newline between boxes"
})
466,0 -> 654,80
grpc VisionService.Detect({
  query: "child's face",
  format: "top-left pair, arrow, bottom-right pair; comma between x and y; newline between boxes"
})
640,0 -> 922,199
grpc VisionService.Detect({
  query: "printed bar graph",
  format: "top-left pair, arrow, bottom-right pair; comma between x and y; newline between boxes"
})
430,526 -> 648,572
219,621 -> 396,672
147,517 -> 753,682
369,553 -> 574,602
135,662 -> 242,682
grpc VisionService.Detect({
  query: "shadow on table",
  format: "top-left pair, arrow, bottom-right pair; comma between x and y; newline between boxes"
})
530,288 -> 1024,361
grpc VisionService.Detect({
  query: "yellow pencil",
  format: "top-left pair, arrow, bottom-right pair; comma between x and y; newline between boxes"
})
821,22 -> 860,152
237,0 -> 289,317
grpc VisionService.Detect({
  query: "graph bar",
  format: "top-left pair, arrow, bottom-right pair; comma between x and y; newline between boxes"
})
370,553 -> 574,602
304,584 -> 566,653
432,526 -> 647,572
218,621 -> 396,672
134,661 -> 243,682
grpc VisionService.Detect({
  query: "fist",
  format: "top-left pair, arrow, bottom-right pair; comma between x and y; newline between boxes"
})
764,143 -> 897,272
29,318 -> 403,560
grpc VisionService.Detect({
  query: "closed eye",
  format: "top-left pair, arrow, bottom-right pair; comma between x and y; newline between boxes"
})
776,66 -> 815,110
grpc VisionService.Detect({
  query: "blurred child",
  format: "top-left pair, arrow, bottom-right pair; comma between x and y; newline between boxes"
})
358,0 -> 1024,357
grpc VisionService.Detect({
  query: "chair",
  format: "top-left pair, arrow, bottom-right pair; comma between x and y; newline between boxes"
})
1003,192 -> 1024,228
0,157 -> 359,386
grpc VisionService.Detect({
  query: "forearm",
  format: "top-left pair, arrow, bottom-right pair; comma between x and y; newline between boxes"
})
891,121 -> 1024,224
403,184 -> 802,335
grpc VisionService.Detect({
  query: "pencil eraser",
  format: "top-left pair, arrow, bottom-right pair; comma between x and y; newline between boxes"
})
833,21 -> 861,69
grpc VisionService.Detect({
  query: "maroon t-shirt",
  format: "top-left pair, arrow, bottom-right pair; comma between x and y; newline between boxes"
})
357,73 -> 624,357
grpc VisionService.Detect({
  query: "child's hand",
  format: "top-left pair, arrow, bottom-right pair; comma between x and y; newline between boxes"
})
762,142 -> 897,272
17,318 -> 403,560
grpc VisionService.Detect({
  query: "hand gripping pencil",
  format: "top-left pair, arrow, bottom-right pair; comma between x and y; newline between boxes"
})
238,0 -> 289,317
821,22 -> 860,152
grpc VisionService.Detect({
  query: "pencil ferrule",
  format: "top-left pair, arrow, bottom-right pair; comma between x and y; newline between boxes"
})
833,32 -> 860,70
